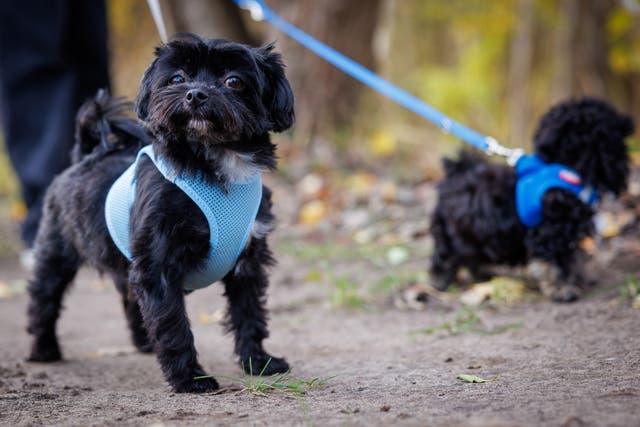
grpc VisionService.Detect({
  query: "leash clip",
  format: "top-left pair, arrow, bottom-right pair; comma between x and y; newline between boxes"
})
484,137 -> 524,166
237,0 -> 265,21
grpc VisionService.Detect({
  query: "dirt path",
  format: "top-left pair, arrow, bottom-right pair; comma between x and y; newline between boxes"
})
1,179 -> 639,427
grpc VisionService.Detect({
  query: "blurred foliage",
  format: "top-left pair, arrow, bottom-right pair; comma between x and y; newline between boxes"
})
378,0 -> 639,154
0,0 -> 638,211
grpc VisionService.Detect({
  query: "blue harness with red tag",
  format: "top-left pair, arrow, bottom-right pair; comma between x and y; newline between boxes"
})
515,154 -> 598,227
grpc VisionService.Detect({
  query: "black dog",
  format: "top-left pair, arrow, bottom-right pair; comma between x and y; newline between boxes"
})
430,98 -> 634,302
26,35 -> 294,393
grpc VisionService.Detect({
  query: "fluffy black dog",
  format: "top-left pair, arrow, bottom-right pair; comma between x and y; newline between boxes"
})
430,97 -> 634,302
26,34 -> 294,393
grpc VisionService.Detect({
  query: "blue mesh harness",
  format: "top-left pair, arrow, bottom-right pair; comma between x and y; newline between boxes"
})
515,154 -> 598,227
105,145 -> 263,290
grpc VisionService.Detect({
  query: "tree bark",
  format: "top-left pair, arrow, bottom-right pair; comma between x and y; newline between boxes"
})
550,0 -> 578,103
166,0 -> 253,44
268,0 -> 382,143
507,0 -> 533,146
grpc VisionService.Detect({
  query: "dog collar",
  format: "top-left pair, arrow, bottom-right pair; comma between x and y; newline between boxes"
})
105,144 -> 262,290
515,154 -> 598,227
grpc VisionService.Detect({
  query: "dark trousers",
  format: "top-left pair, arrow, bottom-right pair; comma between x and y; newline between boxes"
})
0,0 -> 110,246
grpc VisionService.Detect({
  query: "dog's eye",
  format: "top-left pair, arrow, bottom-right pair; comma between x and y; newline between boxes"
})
169,74 -> 185,84
224,76 -> 244,90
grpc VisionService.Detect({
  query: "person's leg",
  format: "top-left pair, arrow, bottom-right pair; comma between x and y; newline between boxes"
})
0,1 -> 75,246
68,0 -> 110,107
0,1 -> 109,247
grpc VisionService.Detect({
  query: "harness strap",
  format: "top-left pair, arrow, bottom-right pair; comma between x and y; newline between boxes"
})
105,145 -> 263,290
233,0 -> 521,160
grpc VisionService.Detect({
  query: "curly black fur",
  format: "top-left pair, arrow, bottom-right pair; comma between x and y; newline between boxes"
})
430,97 -> 634,302
26,35 -> 294,393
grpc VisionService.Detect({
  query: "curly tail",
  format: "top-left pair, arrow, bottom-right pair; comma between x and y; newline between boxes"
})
72,89 -> 148,163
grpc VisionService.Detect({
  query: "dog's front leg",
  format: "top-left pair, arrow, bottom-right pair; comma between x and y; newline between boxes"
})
128,258 -> 219,393
223,237 -> 289,376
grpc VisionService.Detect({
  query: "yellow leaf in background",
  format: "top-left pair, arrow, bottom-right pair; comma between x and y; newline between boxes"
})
630,151 -> 640,167
304,270 -> 323,282
0,282 -> 12,299
369,129 -> 397,158
345,173 -> 377,199
9,200 -> 27,221
386,246 -> 409,266
198,308 -> 224,325
460,283 -> 494,306
297,173 -> 325,200
0,280 -> 27,299
380,180 -> 398,203
579,237 -> 597,255
299,200 -> 328,226
595,211 -> 634,238
461,277 -> 527,306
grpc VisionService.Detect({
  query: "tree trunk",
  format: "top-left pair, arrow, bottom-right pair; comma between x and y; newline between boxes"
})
166,0 -> 253,44
550,0 -> 578,103
574,0 -> 616,97
268,0 -> 382,143
507,0 -> 533,146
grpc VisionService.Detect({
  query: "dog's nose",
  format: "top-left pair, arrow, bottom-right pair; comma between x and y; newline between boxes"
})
185,89 -> 208,107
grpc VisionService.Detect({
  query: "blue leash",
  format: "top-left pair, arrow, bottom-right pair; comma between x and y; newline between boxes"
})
233,0 -> 523,163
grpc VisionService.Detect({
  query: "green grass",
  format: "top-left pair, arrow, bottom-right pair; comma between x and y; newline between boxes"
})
412,307 -> 523,336
619,275 -> 640,302
195,358 -> 331,397
330,275 -> 365,308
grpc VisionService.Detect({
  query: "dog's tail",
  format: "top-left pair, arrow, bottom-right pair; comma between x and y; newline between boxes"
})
72,89 -> 148,163
441,149 -> 487,177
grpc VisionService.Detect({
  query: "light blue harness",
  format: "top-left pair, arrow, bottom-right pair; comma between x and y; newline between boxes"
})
515,154 -> 598,227
105,145 -> 263,290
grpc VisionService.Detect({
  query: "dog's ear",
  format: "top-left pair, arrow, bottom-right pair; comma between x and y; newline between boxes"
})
619,114 -> 635,138
255,43 -> 295,132
135,46 -> 165,120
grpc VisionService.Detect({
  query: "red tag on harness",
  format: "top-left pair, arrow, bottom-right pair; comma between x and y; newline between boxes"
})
558,170 -> 581,185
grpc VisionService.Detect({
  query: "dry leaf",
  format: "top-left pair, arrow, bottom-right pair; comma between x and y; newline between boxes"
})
198,308 -> 225,324
369,129 -> 397,158
299,200 -> 328,226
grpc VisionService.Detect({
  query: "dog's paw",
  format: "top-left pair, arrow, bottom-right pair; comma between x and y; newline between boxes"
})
550,285 -> 581,303
172,375 -> 220,394
28,341 -> 62,363
242,354 -> 290,376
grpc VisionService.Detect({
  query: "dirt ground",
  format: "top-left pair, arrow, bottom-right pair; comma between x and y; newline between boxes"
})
1,177 -> 639,427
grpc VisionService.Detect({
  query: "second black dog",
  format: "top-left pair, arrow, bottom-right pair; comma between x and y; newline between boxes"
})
430,97 -> 634,302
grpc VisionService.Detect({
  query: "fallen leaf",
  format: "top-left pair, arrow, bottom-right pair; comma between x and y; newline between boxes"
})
460,277 -> 527,306
0,282 -> 12,299
297,173 -> 325,200
456,374 -> 497,383
299,200 -> 328,226
386,246 -> 409,266
595,211 -> 634,238
198,308 -> 225,324
304,270 -> 323,283
345,173 -> 377,200
0,280 -> 27,299
460,283 -> 493,306
369,129 -> 397,158
9,200 -> 27,221
579,237 -> 596,255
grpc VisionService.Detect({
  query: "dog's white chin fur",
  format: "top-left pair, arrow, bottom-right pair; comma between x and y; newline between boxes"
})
186,119 -> 262,184
218,150 -> 262,184
188,118 -> 210,135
